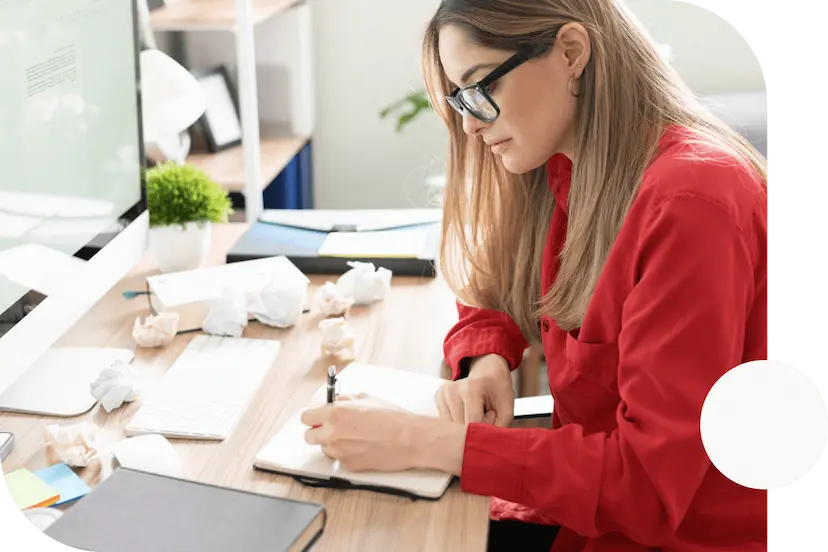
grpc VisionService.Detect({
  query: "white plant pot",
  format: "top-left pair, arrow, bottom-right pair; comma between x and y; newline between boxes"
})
149,221 -> 212,273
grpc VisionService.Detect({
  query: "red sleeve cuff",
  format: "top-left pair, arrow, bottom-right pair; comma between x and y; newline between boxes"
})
460,423 -> 526,503
445,329 -> 526,380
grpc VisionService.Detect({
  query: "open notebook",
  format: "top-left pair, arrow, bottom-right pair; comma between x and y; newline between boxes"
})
254,363 -> 453,500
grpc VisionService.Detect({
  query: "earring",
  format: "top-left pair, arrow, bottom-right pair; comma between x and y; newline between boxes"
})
569,64 -> 583,96
568,77 -> 578,96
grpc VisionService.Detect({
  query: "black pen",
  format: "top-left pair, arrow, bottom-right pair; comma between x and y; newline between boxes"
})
327,365 -> 337,403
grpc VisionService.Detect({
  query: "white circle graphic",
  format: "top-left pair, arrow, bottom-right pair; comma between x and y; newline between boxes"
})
700,360 -> 828,490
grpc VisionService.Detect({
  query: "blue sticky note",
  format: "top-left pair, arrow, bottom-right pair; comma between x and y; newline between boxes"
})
34,463 -> 90,506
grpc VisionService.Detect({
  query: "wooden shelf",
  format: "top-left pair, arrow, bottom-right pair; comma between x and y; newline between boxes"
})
187,136 -> 308,193
149,0 -> 300,32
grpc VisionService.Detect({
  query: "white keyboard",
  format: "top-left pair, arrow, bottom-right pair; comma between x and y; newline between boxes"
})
126,335 -> 281,440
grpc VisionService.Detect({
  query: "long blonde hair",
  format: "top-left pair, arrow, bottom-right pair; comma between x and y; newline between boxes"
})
423,0 -> 767,337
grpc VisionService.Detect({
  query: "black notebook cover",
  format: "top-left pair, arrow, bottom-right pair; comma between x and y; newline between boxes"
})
45,468 -> 326,552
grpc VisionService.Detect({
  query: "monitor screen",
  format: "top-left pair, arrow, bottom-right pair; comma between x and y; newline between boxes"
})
0,0 -> 145,338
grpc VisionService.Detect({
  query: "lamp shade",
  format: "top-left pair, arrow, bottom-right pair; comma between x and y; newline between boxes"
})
139,49 -> 206,144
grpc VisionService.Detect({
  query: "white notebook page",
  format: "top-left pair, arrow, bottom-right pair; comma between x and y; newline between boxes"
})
254,363 -> 451,498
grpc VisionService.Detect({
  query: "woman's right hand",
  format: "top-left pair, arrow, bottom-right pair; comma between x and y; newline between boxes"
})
436,354 -> 515,427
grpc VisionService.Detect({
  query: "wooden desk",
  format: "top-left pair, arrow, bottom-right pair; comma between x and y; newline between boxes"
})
0,223 -> 489,552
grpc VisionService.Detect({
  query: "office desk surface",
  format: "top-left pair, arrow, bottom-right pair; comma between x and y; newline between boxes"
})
0,223 -> 490,552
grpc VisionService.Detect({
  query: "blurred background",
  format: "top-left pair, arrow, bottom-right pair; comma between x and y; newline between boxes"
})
149,0 -> 765,215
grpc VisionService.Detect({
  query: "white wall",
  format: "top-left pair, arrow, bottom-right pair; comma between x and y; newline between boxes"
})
625,0 -> 765,94
168,0 -> 765,210
310,0 -> 447,209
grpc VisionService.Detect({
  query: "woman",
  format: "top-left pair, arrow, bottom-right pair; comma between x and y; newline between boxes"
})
301,0 -> 767,550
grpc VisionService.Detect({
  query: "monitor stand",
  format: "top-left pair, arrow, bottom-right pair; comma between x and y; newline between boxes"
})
0,347 -> 134,417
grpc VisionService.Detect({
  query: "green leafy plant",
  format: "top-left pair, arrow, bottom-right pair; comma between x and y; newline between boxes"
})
145,162 -> 233,228
380,89 -> 433,132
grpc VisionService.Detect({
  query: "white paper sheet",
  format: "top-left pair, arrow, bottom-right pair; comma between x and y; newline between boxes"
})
318,228 -> 429,259
259,208 -> 441,232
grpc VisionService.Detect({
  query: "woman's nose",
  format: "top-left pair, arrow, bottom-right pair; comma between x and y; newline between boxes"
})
462,112 -> 487,137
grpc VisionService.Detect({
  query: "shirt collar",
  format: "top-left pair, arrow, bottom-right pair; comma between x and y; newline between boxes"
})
546,153 -> 573,214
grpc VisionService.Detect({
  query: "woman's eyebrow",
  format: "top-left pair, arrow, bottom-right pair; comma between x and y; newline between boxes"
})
460,62 -> 498,85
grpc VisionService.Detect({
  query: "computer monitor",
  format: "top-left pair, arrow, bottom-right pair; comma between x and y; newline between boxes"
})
0,0 -> 148,416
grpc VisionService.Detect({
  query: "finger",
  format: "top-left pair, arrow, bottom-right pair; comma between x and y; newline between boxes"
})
462,388 -> 485,424
481,410 -> 497,425
304,426 -> 327,446
494,405 -> 515,427
300,406 -> 328,427
494,411 -> 513,427
435,387 -> 451,420
489,390 -> 515,428
446,390 -> 465,423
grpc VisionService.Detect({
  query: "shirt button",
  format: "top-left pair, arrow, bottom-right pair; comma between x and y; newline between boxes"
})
542,319 -> 550,332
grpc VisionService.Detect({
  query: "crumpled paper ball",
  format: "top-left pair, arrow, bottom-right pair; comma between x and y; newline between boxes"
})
319,317 -> 356,361
335,261 -> 392,305
248,277 -> 308,328
132,312 -> 179,348
44,422 -> 99,468
90,360 -> 141,413
202,288 -> 248,337
314,281 -> 354,317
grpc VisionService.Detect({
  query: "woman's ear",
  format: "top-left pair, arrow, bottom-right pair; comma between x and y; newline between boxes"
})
556,22 -> 591,76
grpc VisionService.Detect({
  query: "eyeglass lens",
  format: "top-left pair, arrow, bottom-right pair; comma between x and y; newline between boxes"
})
459,87 -> 497,120
447,87 -> 497,121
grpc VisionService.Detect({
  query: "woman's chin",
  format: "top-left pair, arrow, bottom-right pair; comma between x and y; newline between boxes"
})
499,153 -> 538,175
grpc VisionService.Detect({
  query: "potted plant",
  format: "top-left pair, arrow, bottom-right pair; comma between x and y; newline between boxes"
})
379,89 -> 432,133
380,90 -> 447,206
145,162 -> 233,273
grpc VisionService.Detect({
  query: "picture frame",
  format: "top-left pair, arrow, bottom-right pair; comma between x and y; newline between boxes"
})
191,66 -> 243,153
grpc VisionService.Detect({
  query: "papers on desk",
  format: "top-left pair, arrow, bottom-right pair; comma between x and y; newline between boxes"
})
34,463 -> 91,506
254,363 -> 453,500
4,468 -> 60,510
227,210 -> 441,276
146,256 -> 309,332
260,208 -> 442,232
318,227 -> 431,259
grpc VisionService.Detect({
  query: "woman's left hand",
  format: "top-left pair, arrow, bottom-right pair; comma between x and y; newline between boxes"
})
300,394 -> 423,472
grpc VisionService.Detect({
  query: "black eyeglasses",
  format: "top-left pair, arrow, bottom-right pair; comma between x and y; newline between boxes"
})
446,43 -> 550,123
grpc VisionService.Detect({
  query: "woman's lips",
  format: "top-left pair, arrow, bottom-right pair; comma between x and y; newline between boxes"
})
490,139 -> 511,154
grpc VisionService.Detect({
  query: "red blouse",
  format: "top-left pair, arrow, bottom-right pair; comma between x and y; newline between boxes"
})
443,126 -> 768,551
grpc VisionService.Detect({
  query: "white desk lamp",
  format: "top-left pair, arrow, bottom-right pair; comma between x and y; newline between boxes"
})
139,48 -> 207,164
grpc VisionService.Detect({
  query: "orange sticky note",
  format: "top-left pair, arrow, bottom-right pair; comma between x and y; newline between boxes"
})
4,468 -> 60,509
